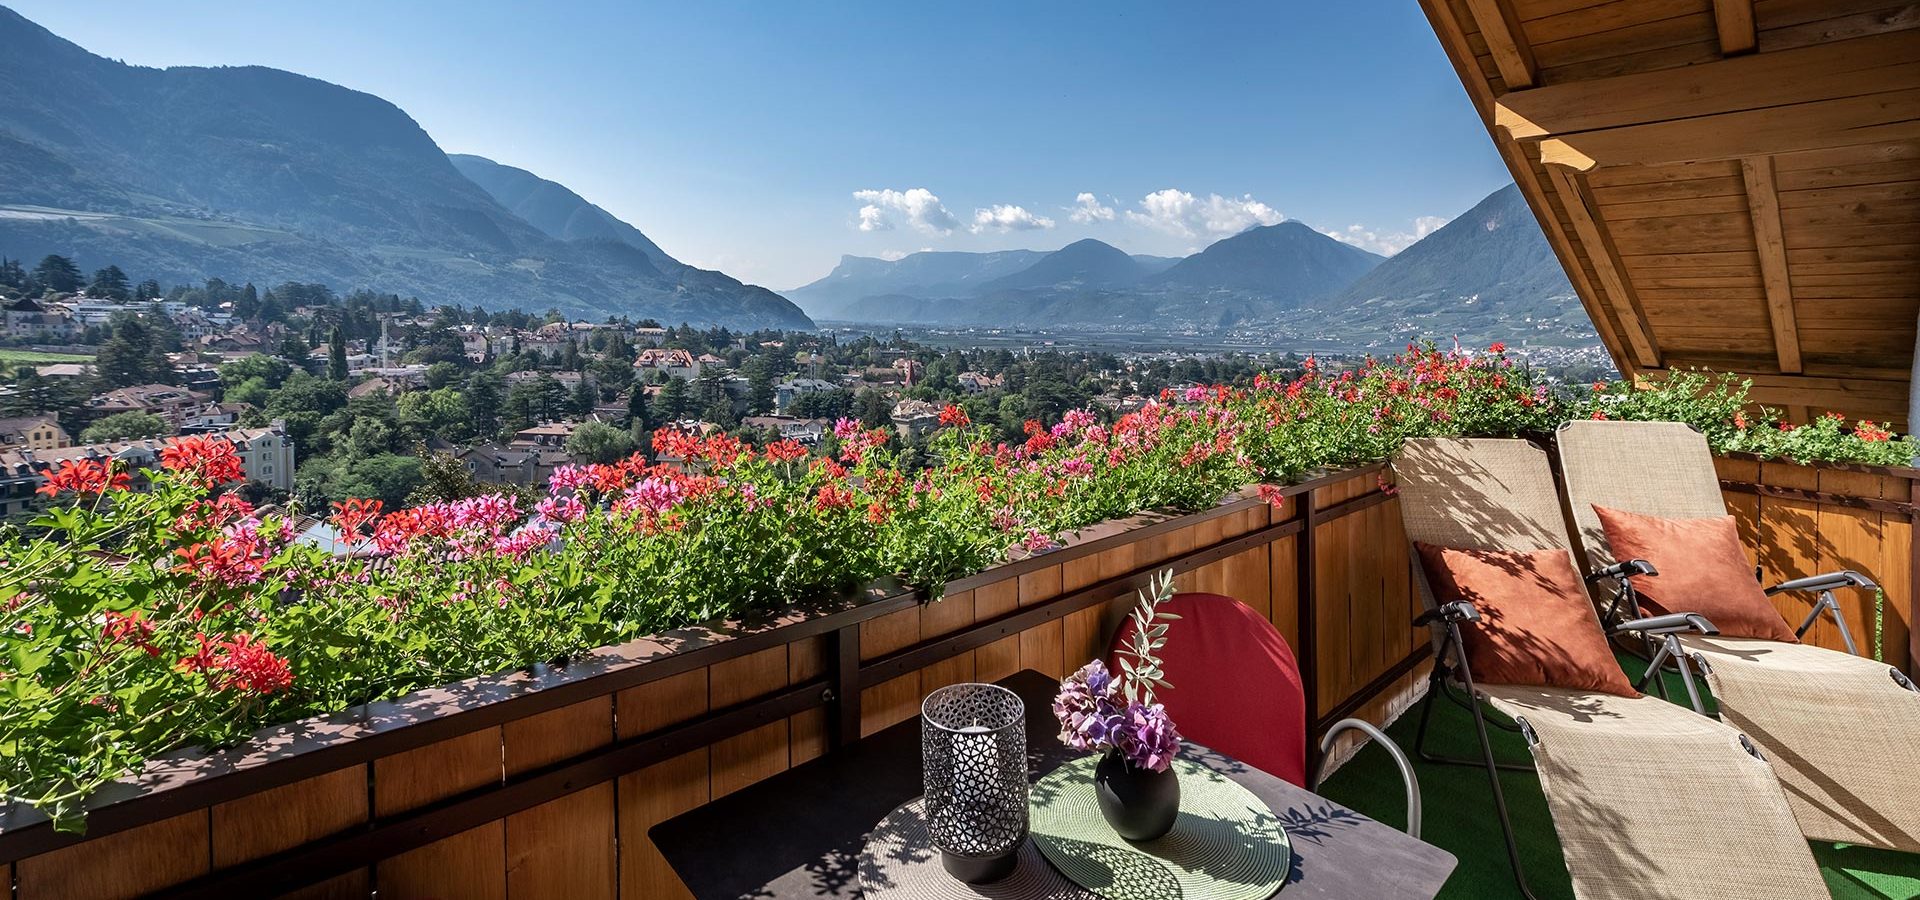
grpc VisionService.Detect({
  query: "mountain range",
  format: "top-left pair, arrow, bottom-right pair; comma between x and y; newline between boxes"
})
789,220 -> 1387,329
0,6 -> 812,329
787,185 -> 1583,345
0,5 -> 1583,345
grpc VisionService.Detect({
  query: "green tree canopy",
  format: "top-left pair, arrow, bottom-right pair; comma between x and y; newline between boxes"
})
564,421 -> 638,464
79,411 -> 168,443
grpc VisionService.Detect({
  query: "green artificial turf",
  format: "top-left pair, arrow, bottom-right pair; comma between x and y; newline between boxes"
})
1315,654 -> 1920,899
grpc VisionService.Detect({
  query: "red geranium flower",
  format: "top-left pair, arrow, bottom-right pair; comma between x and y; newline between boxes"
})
765,440 -> 808,463
160,436 -> 246,489
37,458 -> 130,497
939,404 -> 969,427
330,498 -> 384,540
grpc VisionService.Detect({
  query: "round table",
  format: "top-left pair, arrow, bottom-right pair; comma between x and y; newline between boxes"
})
860,755 -> 1293,900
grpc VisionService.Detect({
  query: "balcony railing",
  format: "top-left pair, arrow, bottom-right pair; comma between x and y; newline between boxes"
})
0,446 -> 1909,898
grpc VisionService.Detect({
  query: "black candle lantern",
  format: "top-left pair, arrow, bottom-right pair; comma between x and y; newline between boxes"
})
921,682 -> 1028,883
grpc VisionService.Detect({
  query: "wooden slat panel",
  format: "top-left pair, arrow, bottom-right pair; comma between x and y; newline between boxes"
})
1881,476 -> 1914,671
212,766 -> 368,898
1817,469 -> 1892,657
859,605 -> 921,661
504,699 -> 616,900
507,786 -> 617,900
709,646 -> 790,798
16,812 -> 209,900
617,750 -> 708,900
615,667 -> 709,900
860,673 -> 921,738
973,579 -> 1021,683
1015,546 -> 1065,683
1757,0 -> 1920,51
1758,462 -> 1830,644
375,727 -> 506,900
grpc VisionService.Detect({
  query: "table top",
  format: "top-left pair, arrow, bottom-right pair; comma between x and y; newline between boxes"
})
651,670 -> 1456,900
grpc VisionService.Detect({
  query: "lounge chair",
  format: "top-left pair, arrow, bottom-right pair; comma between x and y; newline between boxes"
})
1556,419 -> 1920,854
1394,436 -> 1827,900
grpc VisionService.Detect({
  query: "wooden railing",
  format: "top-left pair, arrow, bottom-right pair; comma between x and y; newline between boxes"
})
1716,454 -> 1917,674
2,452 -> 1908,899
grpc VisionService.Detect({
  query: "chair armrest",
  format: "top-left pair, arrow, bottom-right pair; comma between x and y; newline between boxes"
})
1413,601 -> 1479,627
1586,558 -> 1657,584
1311,718 -> 1421,839
1614,612 -> 1718,636
1766,570 -> 1877,595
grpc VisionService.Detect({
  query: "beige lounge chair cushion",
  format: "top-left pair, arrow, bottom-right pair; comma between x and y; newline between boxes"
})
1481,683 -> 1829,900
1558,419 -> 1920,852
1683,635 -> 1920,852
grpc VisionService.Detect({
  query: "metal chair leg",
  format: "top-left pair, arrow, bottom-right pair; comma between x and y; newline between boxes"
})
1414,667 -> 1534,771
1467,686 -> 1542,900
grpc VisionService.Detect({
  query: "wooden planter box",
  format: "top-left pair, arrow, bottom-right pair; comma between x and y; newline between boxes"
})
2,454 -> 1909,900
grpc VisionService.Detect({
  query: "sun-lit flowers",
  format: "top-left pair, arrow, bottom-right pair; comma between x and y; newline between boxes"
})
938,404 -> 969,427
36,458 -> 130,497
160,436 -> 247,489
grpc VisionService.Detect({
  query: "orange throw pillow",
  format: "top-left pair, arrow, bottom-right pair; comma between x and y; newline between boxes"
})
1415,543 -> 1638,697
1591,506 -> 1797,643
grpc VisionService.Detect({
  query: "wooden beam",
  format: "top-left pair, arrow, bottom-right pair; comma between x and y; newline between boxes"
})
1744,372 -> 1911,425
1417,0 -> 1637,378
1494,30 -> 1920,141
1462,0 -> 1535,90
1741,156 -> 1803,374
1539,89 -> 1920,171
1713,0 -> 1756,55
1548,167 -> 1662,368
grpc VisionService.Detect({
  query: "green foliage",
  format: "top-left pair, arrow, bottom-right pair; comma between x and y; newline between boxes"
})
6,341 -> 1916,831
564,421 -> 637,464
79,411 -> 167,443
1585,371 -> 1916,466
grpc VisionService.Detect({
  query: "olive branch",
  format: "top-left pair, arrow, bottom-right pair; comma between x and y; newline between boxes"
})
1116,568 -> 1179,705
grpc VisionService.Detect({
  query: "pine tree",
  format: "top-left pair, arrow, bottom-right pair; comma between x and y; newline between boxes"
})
626,384 -> 650,431
654,377 -> 690,422
571,376 -> 596,416
466,374 -> 503,440
32,255 -> 82,294
328,326 -> 349,381
89,266 -> 131,301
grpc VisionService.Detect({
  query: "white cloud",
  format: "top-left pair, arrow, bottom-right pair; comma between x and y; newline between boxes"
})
1123,189 -> 1284,238
970,204 -> 1056,233
1068,192 -> 1115,224
1321,215 -> 1450,256
877,249 -> 911,261
852,188 -> 959,235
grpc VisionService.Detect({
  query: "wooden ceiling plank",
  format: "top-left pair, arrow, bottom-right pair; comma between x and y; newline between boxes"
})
1538,87 -> 1920,171
1549,166 -> 1663,367
1463,0 -> 1539,89
1493,29 -> 1920,139
1741,156 -> 1804,372
1714,0 -> 1758,54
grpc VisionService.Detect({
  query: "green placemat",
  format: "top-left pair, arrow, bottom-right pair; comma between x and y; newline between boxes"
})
1029,756 -> 1291,900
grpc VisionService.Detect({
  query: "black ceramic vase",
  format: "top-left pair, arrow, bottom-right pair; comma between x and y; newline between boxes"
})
1093,751 -> 1180,841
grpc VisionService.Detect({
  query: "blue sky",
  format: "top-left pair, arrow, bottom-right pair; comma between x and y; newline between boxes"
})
12,1 -> 1513,289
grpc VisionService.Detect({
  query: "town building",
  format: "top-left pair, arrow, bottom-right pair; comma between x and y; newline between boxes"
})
889,399 -> 941,439
774,378 -> 837,414
0,425 -> 294,519
0,415 -> 70,451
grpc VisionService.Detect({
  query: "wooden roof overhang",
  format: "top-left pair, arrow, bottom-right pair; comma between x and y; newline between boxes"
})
1419,0 -> 1920,428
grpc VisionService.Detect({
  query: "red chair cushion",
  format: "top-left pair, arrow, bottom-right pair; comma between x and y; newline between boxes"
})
1106,592 -> 1308,786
